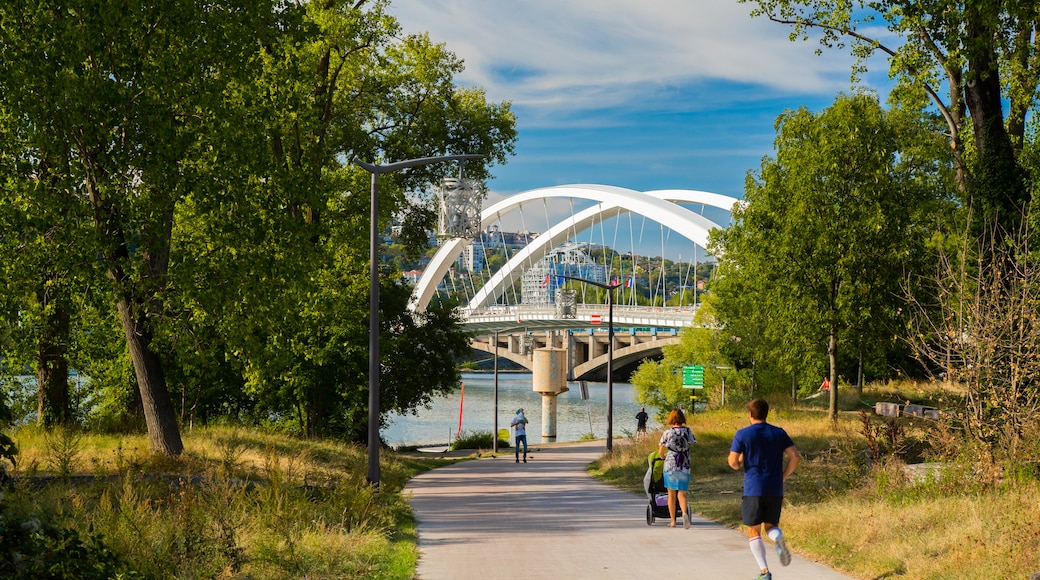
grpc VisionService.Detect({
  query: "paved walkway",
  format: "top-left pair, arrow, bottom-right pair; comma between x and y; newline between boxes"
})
405,440 -> 858,580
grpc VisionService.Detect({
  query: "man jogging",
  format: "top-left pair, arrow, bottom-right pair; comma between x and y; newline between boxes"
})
728,398 -> 801,580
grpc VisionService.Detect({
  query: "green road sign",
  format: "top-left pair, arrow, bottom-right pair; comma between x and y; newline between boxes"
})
682,365 -> 704,388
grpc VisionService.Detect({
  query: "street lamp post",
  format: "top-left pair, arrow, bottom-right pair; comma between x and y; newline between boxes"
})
559,275 -> 621,451
354,154 -> 483,488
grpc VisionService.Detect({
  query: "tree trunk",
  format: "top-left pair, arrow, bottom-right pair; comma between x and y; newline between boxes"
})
116,297 -> 183,456
963,9 -> 1028,233
856,348 -> 864,398
36,293 -> 71,427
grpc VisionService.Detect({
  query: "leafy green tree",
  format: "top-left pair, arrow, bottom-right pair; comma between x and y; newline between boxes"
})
0,1 -> 284,454
709,93 -> 947,417
632,299 -> 746,412
161,1 -> 515,438
742,0 -> 1037,236
0,1 -> 514,449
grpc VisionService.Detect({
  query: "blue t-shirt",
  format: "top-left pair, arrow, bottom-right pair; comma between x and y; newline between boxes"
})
729,422 -> 795,497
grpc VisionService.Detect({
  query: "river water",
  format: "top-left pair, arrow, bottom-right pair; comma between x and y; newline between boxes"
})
381,372 -> 658,448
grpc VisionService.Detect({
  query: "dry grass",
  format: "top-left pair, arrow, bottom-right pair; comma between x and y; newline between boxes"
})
4,424 -> 450,579
591,383 -> 1040,580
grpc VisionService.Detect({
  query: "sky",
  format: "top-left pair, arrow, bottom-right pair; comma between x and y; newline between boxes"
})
388,0 -> 894,255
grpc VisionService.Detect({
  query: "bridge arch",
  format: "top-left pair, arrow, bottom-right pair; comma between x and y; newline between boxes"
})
409,185 -> 739,313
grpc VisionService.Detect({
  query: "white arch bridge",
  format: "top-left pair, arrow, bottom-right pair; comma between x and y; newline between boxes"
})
406,184 -> 740,380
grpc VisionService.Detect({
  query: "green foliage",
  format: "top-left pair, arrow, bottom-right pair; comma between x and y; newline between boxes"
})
450,430 -> 498,450
707,93 -> 949,415
742,0 -> 1034,235
0,513 -> 135,580
0,1 -> 516,444
632,299 -> 779,413
1,427 -> 435,578
43,427 -> 82,481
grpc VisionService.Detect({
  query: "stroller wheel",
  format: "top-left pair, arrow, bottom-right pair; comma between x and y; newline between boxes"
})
646,504 -> 654,526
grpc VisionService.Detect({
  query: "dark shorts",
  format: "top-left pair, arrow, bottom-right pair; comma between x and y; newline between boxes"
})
741,495 -> 783,527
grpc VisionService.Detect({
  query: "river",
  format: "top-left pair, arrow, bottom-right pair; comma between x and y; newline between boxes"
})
381,372 -> 658,448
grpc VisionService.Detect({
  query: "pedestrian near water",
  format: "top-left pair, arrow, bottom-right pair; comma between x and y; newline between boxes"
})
511,409 -> 528,463
636,407 -> 649,436
728,398 -> 801,580
658,408 -> 696,528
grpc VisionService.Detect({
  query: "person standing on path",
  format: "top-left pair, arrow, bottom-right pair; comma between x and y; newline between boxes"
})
636,407 -> 649,437
511,408 -> 528,463
657,408 -> 695,528
728,398 -> 801,580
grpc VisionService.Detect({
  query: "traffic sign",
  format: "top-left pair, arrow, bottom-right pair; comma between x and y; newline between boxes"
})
590,313 -> 601,325
682,365 -> 704,388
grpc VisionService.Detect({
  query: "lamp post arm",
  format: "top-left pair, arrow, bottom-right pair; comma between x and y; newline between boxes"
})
354,154 -> 484,175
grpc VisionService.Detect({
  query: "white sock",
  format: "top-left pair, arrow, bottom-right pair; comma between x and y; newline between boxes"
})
767,527 -> 783,542
749,536 -> 769,570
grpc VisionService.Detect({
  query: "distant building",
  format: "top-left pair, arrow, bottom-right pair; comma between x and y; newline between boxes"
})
458,243 -> 486,273
402,270 -> 423,286
521,242 -> 607,305
455,226 -> 539,274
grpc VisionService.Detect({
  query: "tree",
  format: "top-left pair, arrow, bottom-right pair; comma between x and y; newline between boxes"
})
709,93 -> 945,418
0,1 -> 515,449
0,2 -> 280,453
742,0 -> 1038,236
167,1 -> 515,439
632,298 -> 748,411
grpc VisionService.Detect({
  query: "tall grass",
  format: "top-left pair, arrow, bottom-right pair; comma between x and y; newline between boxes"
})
3,425 -> 442,579
590,383 -> 1040,580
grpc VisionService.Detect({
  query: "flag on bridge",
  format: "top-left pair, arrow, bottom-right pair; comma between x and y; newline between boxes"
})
625,277 -> 634,288
541,273 -> 550,288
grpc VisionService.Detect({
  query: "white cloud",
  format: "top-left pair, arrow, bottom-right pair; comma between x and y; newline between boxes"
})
388,0 -> 856,113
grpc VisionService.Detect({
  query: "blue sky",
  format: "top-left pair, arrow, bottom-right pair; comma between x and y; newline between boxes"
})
389,0 -> 894,255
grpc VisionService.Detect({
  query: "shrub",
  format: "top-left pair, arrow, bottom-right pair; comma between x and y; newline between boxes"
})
450,430 -> 506,450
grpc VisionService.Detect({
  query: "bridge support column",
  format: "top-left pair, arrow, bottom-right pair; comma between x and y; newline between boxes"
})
532,347 -> 569,440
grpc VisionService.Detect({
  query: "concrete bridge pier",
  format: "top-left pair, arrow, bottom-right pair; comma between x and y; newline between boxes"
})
532,347 -> 569,440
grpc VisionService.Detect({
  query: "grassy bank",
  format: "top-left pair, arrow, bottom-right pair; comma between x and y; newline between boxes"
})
589,383 -> 1040,580
8,381 -> 1040,579
1,425 -> 464,579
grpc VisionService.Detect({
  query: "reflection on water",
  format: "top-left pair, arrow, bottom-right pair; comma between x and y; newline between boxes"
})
381,372 -> 658,447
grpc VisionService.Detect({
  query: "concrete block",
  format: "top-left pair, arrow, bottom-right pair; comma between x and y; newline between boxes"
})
875,402 -> 902,417
903,404 -> 925,417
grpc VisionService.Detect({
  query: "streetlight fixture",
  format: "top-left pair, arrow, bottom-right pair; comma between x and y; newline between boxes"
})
354,154 -> 483,488
559,275 -> 622,451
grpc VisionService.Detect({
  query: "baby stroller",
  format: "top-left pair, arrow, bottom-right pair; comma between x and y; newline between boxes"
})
643,450 -> 689,526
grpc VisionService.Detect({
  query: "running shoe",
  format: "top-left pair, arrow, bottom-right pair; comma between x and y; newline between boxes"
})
775,534 -> 791,566
754,573 -> 772,580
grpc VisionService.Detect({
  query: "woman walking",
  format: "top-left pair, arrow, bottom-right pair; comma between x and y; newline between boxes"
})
658,408 -> 696,528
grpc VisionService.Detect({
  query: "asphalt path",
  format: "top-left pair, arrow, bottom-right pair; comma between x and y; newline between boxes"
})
405,440 -> 857,580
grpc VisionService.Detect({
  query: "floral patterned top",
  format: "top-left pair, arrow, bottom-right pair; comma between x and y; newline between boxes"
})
659,426 -> 695,474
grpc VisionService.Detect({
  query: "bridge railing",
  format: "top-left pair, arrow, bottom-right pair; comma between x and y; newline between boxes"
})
459,304 -> 698,331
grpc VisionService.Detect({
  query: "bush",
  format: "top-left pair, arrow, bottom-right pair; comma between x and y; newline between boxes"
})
450,430 -> 509,450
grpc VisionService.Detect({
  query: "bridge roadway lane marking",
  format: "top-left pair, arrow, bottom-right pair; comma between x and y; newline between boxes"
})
405,440 -> 857,580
